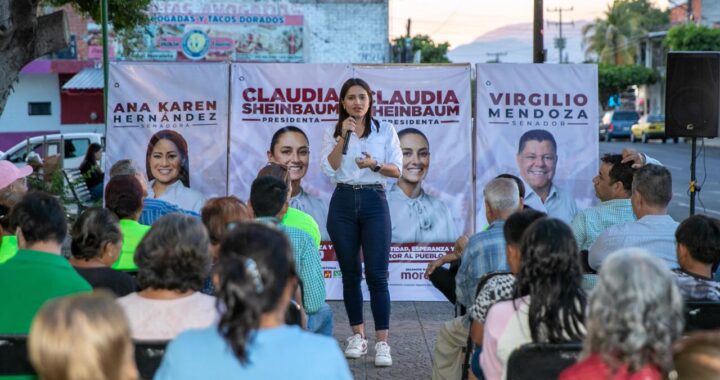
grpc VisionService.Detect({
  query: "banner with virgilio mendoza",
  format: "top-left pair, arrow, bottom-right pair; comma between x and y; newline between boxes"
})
475,64 -> 599,227
106,62 -> 229,213
354,65 -> 473,301
229,63 -> 353,300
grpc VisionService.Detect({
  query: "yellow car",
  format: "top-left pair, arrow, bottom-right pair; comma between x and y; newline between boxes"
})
630,114 -> 678,143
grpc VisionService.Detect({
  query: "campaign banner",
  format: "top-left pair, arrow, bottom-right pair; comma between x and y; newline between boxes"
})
229,63 -> 352,299
121,0 -> 303,62
106,62 -> 229,213
475,64 -> 599,227
354,65 -> 473,301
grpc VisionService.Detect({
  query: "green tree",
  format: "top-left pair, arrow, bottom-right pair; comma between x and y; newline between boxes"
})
0,0 -> 150,114
393,34 -> 450,63
598,63 -> 658,106
664,24 -> 720,51
582,0 -> 668,64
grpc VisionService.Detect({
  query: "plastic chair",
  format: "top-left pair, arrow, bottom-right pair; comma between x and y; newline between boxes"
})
685,301 -> 720,332
134,340 -> 169,380
505,342 -> 582,380
0,335 -> 35,376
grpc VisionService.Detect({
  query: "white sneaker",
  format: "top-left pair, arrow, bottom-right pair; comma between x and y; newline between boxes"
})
345,334 -> 368,359
374,341 -> 392,367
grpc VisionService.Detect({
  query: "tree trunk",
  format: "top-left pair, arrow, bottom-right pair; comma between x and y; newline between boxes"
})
0,1 -> 69,115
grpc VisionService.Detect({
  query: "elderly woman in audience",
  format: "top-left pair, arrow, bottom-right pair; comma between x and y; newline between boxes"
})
28,291 -> 138,380
480,218 -> 586,380
116,214 -> 217,340
69,208 -> 135,297
105,174 -> 150,271
200,196 -> 251,294
155,222 -> 352,379
560,249 -> 684,380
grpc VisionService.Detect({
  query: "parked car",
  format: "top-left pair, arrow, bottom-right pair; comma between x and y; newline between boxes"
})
599,110 -> 639,141
0,133 -> 104,170
630,114 -> 678,143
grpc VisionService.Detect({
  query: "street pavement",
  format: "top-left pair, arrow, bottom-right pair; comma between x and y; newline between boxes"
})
330,300 -> 453,380
599,139 -> 720,222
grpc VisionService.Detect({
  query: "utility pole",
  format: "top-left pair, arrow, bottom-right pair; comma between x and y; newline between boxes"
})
403,18 -> 412,63
547,7 -> 574,63
687,0 -> 694,23
533,0 -> 545,63
486,52 -> 508,63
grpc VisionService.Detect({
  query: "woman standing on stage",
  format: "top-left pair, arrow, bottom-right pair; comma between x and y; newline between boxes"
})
321,77 -> 403,367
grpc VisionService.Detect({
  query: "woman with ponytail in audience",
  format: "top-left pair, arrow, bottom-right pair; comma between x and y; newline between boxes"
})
480,218 -> 587,380
155,222 -> 352,379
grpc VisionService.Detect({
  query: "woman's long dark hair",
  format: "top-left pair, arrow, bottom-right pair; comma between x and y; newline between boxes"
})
145,130 -> 190,187
333,78 -> 375,139
513,218 -> 586,343
79,143 -> 102,173
216,223 -> 296,364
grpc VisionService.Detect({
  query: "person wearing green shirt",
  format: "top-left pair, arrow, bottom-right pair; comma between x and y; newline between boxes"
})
258,162 -> 321,250
0,192 -> 92,352
0,163 -> 30,264
105,174 -> 151,271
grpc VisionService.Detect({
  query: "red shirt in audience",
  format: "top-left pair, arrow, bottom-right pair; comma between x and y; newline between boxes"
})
560,353 -> 662,380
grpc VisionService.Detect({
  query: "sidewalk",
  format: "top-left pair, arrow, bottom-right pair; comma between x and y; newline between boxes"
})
330,300 -> 453,379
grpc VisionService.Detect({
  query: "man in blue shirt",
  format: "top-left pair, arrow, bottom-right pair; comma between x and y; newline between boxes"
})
432,177 -> 521,380
590,164 -> 679,270
249,176 -> 331,337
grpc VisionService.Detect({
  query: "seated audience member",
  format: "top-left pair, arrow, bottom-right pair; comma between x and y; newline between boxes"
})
105,174 -> 150,271
426,174 -> 523,307
0,159 -> 32,195
466,209 -> 547,380
28,292 -> 138,380
116,214 -> 217,340
200,196 -> 251,294
455,178 -> 520,311
155,223 -> 352,379
109,159 -> 199,226
481,218 -> 586,380
560,249 -> 684,380
249,176 -> 331,336
572,154 -> 636,251
257,162 -> 321,248
0,192 -> 92,334
0,191 -> 21,264
69,208 -> 136,297
673,215 -> 720,301
589,164 -> 678,270
672,331 -> 720,380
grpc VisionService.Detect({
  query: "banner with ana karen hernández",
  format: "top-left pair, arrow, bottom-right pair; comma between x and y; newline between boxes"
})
106,62 -> 230,213
354,65 -> 473,301
475,63 -> 599,227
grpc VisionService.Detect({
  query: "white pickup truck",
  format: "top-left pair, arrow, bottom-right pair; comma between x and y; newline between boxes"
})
0,133 -> 104,170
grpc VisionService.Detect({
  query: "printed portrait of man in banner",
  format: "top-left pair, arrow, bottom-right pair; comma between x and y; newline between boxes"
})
475,63 -> 599,227
106,62 -> 230,213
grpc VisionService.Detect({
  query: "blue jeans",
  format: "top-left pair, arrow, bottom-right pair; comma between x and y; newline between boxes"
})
327,185 -> 392,330
307,303 -> 334,336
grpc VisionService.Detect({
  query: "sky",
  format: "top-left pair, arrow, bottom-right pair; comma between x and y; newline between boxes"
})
390,0 -> 672,48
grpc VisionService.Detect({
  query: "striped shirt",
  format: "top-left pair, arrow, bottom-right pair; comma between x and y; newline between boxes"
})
456,221 -> 507,309
140,198 -> 200,226
571,198 -> 636,251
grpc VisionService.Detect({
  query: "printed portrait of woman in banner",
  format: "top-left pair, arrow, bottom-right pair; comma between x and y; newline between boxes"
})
106,62 -> 230,213
475,63 -> 599,227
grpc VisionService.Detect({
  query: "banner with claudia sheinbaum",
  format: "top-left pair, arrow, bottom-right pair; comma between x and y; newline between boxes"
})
354,65 -> 473,301
228,63 -> 353,300
475,63 -> 599,227
106,62 -> 230,213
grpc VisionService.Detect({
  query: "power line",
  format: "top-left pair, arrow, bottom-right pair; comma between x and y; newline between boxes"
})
547,6 -> 574,63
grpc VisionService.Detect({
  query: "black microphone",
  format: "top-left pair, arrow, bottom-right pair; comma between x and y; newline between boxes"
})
342,117 -> 356,155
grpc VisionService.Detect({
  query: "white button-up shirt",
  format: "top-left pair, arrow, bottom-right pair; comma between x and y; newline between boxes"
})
321,120 -> 403,186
